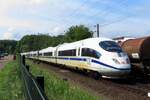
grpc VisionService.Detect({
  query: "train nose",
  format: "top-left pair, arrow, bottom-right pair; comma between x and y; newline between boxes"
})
101,63 -> 131,79
102,68 -> 131,79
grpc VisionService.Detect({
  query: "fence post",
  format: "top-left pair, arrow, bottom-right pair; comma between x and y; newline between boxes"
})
36,76 -> 44,91
22,55 -> 25,66
26,65 -> 30,71
13,55 -> 16,60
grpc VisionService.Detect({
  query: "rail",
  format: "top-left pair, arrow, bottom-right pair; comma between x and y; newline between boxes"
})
20,55 -> 48,100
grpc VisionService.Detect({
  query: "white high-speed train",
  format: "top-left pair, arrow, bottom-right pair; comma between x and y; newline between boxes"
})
22,37 -> 131,79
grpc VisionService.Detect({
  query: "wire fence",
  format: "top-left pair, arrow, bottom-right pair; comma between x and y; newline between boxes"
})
20,55 -> 48,100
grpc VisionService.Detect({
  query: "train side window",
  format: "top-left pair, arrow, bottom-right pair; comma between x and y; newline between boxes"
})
44,52 -> 52,56
39,53 -> 42,56
58,49 -> 76,56
58,51 -> 62,56
81,48 -> 101,59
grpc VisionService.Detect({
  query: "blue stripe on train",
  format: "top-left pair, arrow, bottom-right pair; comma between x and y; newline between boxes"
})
57,57 -> 130,71
58,57 -> 69,60
57,57 -> 86,61
70,58 -> 86,61
91,59 -> 130,71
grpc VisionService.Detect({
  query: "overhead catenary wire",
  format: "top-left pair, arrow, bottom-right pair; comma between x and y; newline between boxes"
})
33,0 -> 130,28
91,0 -> 129,19
66,0 -> 130,28
41,0 -> 89,27
99,15 -> 131,27
27,0 -> 132,37
67,0 -> 88,18
65,0 -> 128,25
89,0 -> 131,37
57,0 -> 90,33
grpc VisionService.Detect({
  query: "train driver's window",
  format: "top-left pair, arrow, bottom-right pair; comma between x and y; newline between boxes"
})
82,48 -> 101,59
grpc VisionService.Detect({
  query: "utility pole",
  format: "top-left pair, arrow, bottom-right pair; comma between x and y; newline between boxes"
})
96,24 -> 99,37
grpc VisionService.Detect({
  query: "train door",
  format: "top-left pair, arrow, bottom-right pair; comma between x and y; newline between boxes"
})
54,47 -> 59,64
81,48 -> 92,66
55,45 -> 61,64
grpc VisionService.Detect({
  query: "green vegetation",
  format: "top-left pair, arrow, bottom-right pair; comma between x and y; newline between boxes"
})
0,40 -> 17,54
0,60 -> 25,100
0,25 -> 93,54
0,25 -> 95,99
0,25 -> 93,53
27,60 -> 99,100
17,25 -> 93,52
65,25 -> 93,42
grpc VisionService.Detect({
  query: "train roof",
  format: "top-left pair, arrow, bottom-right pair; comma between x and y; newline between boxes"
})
61,37 -> 112,45
21,37 -> 115,54
39,47 -> 54,53
30,51 -> 38,54
57,37 -> 113,51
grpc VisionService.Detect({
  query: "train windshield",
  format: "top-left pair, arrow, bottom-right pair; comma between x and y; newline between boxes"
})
99,41 -> 123,52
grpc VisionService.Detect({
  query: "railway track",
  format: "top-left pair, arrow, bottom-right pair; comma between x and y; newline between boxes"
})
29,59 -> 150,100
101,79 -> 149,98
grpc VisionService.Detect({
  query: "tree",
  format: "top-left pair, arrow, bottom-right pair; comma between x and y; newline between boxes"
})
16,25 -> 93,52
17,34 -> 56,52
0,40 -> 17,54
65,25 -> 93,42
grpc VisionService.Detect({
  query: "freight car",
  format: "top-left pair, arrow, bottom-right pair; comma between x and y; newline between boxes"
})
22,37 -> 131,79
120,36 -> 150,74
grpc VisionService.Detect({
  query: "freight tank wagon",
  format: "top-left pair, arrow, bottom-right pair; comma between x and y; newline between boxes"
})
121,36 -> 150,74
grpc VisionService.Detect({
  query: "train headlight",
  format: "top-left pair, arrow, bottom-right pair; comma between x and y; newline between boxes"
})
112,58 -> 120,64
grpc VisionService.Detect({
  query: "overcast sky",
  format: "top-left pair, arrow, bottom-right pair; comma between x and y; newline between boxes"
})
0,0 -> 150,40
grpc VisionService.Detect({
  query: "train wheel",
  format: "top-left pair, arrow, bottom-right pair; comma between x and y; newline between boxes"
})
89,71 -> 101,80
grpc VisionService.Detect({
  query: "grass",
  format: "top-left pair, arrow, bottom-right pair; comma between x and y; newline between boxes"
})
27,60 -> 100,100
0,60 -> 25,100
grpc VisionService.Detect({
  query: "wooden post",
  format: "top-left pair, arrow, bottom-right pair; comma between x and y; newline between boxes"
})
13,55 -> 16,60
36,76 -> 44,91
26,65 -> 29,71
22,55 -> 25,66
